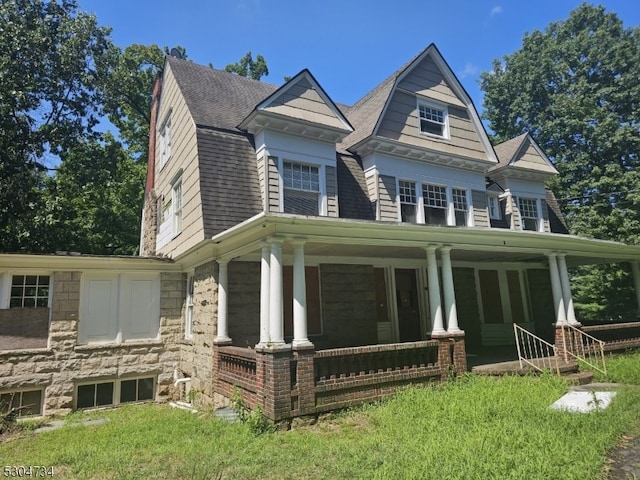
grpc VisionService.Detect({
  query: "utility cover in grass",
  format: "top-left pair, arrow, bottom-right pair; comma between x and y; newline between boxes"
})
550,391 -> 617,413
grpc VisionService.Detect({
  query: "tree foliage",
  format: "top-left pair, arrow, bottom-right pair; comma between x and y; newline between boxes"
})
225,51 -> 269,80
0,0 -> 111,251
480,4 -> 640,321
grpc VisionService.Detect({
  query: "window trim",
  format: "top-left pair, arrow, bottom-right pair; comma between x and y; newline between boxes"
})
417,100 -> 450,140
185,274 -> 194,340
279,158 -> 327,216
172,179 -> 182,237
422,182 -> 449,226
0,388 -> 44,417
158,112 -> 172,169
75,376 -> 156,410
451,187 -> 469,227
487,194 -> 502,220
398,179 -> 418,223
0,273 -> 52,310
518,197 -> 540,232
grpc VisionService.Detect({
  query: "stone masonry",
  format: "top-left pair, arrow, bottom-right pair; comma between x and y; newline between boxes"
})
0,270 -> 182,416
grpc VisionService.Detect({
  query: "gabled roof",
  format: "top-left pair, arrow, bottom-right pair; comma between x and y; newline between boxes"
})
339,44 -> 497,164
239,69 -> 353,133
166,55 -> 278,131
491,133 -> 558,175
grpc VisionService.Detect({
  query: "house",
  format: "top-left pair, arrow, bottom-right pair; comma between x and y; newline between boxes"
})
2,44 -> 640,420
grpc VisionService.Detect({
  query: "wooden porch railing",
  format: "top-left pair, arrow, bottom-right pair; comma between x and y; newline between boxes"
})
582,321 -> 640,352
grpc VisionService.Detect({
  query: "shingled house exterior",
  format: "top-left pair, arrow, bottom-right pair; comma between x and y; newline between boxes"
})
2,44 -> 640,420
132,44 -> 640,420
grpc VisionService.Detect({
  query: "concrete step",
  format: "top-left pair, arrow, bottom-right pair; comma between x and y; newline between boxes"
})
562,370 -> 594,386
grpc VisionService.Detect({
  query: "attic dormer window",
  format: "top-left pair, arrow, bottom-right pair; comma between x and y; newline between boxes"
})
418,102 -> 448,138
283,161 -> 320,215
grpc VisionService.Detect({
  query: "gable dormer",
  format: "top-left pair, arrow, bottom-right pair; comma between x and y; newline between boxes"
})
239,71 -> 353,218
344,44 -> 497,172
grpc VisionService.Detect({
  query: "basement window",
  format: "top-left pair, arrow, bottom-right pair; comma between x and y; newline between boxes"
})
0,389 -> 43,417
76,377 -> 155,410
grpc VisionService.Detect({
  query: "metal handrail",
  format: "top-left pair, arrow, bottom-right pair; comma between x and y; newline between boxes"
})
513,323 -> 560,375
560,324 -> 606,375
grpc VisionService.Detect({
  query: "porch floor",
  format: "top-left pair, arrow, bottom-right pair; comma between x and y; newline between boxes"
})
465,346 -> 518,370
471,357 -> 579,376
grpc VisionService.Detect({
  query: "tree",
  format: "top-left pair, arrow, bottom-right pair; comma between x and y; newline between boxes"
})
225,51 -> 269,80
480,4 -> 640,321
0,0 -> 112,251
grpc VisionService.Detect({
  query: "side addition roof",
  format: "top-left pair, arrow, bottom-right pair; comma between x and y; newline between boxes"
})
491,133 -> 558,176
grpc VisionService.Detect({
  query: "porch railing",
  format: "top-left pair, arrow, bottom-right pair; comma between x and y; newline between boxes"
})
314,340 -> 440,384
560,324 -> 606,375
582,321 -> 640,352
217,346 -> 258,393
513,323 -> 560,374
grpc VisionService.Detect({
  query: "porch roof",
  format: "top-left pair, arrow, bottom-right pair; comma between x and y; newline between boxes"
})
175,212 -> 640,268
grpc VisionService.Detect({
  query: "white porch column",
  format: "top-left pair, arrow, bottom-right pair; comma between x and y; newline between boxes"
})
425,246 -> 445,335
269,240 -> 285,345
214,259 -> 231,343
631,261 -> 640,317
292,240 -> 313,348
547,253 -> 567,325
557,254 -> 579,325
440,246 -> 461,333
257,242 -> 271,347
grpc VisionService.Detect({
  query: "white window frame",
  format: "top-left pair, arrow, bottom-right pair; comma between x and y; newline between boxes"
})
417,100 -> 449,139
487,194 -> 501,220
172,179 -> 182,237
398,180 -> 418,223
185,274 -> 194,340
278,158 -> 328,216
422,182 -> 448,226
451,187 -> 469,227
75,376 -> 156,410
0,273 -> 52,309
518,197 -> 540,232
159,115 -> 172,169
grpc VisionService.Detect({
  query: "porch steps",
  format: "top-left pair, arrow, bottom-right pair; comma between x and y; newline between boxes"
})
563,371 -> 594,386
471,358 -> 578,376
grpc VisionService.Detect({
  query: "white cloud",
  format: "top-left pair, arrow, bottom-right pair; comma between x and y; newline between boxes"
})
460,62 -> 479,79
490,5 -> 503,17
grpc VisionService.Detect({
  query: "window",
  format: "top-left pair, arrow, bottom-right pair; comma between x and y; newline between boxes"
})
185,275 -> 194,339
10,275 -> 50,308
172,180 -> 182,235
519,198 -> 539,231
79,274 -> 160,345
418,102 -> 447,138
283,161 -> 320,215
159,117 -> 171,168
452,188 -> 468,226
0,389 -> 43,417
120,378 -> 154,403
487,194 -> 501,220
76,377 -> 155,410
398,181 -> 417,222
423,184 -> 447,225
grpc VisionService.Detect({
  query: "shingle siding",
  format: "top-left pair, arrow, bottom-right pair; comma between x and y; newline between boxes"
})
267,156 -> 280,213
198,129 -> 262,237
336,155 -> 375,221
326,165 -> 338,217
471,190 -> 489,228
379,175 -> 397,222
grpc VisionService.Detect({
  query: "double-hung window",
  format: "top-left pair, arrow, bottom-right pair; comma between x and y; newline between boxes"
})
423,184 -> 447,225
283,161 -> 320,215
418,102 -> 448,138
452,188 -> 469,226
518,198 -> 539,231
398,181 -> 417,222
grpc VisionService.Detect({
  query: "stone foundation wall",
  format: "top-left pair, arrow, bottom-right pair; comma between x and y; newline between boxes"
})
180,261 -> 217,404
140,190 -> 159,256
0,270 -> 182,416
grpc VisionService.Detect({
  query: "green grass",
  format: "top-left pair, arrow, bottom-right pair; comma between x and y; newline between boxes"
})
594,349 -> 640,384
1,356 -> 639,479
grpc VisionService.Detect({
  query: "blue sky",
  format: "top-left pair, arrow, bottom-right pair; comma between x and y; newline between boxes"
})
79,0 -> 639,114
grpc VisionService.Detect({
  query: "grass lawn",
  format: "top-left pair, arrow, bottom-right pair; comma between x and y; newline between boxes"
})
1,352 -> 639,480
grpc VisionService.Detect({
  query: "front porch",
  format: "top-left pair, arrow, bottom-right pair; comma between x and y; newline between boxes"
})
188,214 -> 640,420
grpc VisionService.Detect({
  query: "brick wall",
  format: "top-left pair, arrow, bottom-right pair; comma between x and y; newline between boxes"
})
316,264 -> 377,349
0,270 -> 181,416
